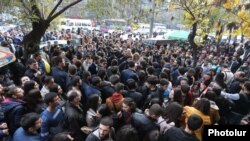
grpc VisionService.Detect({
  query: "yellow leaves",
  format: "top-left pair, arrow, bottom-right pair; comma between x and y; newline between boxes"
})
223,0 -> 239,10
242,22 -> 250,37
237,10 -> 250,22
203,18 -> 210,24
169,3 -> 177,10
230,22 -> 250,37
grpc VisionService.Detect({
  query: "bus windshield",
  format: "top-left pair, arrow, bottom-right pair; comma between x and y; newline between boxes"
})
105,20 -> 126,26
100,19 -> 130,32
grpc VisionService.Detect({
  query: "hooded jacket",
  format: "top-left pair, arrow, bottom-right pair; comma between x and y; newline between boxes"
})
106,92 -> 124,112
1,98 -> 26,136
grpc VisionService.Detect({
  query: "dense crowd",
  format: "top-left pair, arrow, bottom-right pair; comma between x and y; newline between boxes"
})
0,27 -> 250,141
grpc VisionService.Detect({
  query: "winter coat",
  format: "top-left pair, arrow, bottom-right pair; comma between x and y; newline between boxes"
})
1,98 -> 26,136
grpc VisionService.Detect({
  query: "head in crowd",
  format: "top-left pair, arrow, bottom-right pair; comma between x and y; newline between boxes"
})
128,60 -> 136,70
146,66 -> 155,76
243,81 -> 250,94
54,56 -> 65,68
68,64 -> 77,76
92,76 -> 102,87
97,104 -> 112,117
33,52 -> 42,62
126,79 -> 137,90
86,94 -> 102,112
186,114 -> 203,131
138,70 -> 146,81
146,76 -> 158,88
71,76 -> 82,88
67,90 -> 81,106
6,86 -> 24,99
49,83 -> 63,95
159,78 -> 169,91
192,98 -> 210,115
148,104 -> 163,120
204,90 -> 217,102
115,125 -> 139,141
97,68 -> 108,80
20,112 -> 41,133
82,71 -> 91,81
111,66 -> 120,76
169,89 -> 183,105
214,72 -> 227,89
20,76 -> 30,87
163,102 -> 183,126
23,88 -> 43,104
43,76 -> 54,87
52,132 -> 74,141
99,116 -> 113,139
115,83 -> 124,93
44,92 -> 60,106
26,58 -> 38,70
23,80 -> 39,94
109,75 -> 120,85
122,97 -> 137,113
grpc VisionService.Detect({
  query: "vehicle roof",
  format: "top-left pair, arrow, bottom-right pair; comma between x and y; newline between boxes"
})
39,40 -> 67,49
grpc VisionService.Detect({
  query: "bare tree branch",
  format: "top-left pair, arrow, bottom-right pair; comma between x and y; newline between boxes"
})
182,0 -> 195,19
20,0 -> 32,14
49,0 -> 82,22
47,0 -> 62,19
31,3 -> 43,19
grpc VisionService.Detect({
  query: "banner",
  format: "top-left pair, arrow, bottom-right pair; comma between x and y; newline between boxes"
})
0,46 -> 16,68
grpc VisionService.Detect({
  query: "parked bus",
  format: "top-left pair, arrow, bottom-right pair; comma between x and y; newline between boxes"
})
99,19 -> 131,33
58,18 -> 96,31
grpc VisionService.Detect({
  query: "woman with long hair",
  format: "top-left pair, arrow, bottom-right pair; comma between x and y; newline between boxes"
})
183,98 -> 211,141
85,94 -> 102,129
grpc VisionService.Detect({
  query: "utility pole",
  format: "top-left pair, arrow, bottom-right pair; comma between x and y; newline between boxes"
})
149,0 -> 155,38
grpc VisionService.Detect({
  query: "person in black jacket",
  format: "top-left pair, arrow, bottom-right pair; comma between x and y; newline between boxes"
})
1,87 -> 26,136
24,58 -> 42,86
124,79 -> 143,108
131,108 -> 159,141
88,56 -> 100,75
86,116 -> 115,141
64,90 -> 86,141
160,114 -> 203,141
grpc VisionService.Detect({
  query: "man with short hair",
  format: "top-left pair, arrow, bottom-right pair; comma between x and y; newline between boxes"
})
161,114 -> 203,141
52,56 -> 68,92
24,58 -> 42,85
85,117 -> 115,141
13,113 -> 41,141
64,90 -> 86,141
120,60 -> 138,84
40,92 -> 64,141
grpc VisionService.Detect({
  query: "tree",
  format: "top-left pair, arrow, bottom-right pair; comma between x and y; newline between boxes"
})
1,0 -> 83,59
85,0 -> 151,24
214,0 -> 250,43
170,0 -> 215,67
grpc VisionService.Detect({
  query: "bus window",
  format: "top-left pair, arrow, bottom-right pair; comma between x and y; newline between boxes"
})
75,22 -> 81,26
69,22 -> 74,26
61,21 -> 66,25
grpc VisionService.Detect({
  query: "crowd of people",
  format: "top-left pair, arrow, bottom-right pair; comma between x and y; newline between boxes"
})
0,27 -> 250,141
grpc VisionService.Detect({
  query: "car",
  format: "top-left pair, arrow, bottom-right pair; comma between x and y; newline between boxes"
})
143,38 -> 178,47
39,40 -> 68,50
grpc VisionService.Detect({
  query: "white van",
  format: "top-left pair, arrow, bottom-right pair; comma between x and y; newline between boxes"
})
59,18 -> 95,31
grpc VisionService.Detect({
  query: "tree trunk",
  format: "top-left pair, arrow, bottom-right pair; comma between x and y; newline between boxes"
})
188,22 -> 198,67
241,33 -> 244,43
228,28 -> 232,44
22,20 -> 50,60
